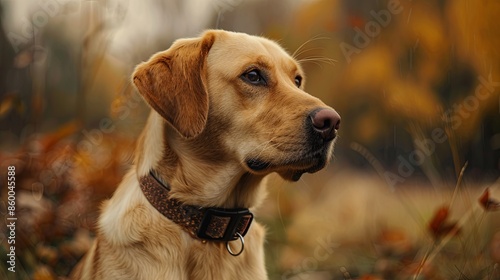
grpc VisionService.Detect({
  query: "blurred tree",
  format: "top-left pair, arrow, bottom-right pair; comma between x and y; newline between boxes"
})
0,1 -> 30,145
0,2 -> 14,97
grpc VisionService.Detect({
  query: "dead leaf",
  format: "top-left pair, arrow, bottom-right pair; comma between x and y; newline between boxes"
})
479,188 -> 500,211
428,206 -> 460,239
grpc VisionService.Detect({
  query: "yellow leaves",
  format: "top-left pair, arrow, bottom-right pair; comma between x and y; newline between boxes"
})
385,81 -> 441,124
343,46 -> 394,90
291,0 -> 342,35
448,0 -> 500,69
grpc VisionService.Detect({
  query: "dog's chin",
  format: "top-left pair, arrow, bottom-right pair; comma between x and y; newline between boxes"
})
276,170 -> 307,182
246,154 -> 329,182
277,160 -> 327,182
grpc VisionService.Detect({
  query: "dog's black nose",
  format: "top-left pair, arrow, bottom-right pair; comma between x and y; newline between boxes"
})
309,108 -> 341,141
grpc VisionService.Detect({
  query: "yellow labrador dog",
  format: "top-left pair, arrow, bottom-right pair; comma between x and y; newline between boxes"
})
71,30 -> 340,280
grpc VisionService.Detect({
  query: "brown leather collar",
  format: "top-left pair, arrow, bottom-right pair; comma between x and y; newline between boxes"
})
139,171 -> 253,242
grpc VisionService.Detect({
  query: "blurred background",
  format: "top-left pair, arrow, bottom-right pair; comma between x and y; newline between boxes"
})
1,0 -> 500,279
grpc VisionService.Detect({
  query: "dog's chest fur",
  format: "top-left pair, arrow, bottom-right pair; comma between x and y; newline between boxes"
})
75,168 -> 267,280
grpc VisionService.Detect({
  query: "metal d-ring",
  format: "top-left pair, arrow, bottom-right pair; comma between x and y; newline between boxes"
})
226,232 -> 245,256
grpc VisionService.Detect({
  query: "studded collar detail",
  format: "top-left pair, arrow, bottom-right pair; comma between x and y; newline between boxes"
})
139,171 -> 254,243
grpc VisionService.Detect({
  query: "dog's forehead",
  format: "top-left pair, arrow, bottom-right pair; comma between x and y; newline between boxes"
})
208,32 -> 300,73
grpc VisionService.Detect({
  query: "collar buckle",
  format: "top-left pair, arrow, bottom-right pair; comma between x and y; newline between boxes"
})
197,208 -> 253,242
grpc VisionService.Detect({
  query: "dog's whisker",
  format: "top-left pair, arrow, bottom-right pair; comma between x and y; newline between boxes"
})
237,138 -> 277,167
297,56 -> 338,67
237,134 -> 293,167
251,137 -> 280,158
276,180 -> 289,235
292,47 -> 324,60
291,36 -> 332,59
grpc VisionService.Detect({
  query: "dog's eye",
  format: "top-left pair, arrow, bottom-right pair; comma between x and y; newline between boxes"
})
241,70 -> 266,86
294,76 -> 302,87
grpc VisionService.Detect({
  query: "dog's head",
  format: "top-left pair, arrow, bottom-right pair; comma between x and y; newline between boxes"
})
133,30 -> 340,182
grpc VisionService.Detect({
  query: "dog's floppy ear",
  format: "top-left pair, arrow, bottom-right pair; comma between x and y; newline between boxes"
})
132,32 -> 216,139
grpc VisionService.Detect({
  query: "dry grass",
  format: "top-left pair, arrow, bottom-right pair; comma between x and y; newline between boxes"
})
262,169 -> 500,280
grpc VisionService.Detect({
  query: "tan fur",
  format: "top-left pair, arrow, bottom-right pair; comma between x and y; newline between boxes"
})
71,30 -> 337,280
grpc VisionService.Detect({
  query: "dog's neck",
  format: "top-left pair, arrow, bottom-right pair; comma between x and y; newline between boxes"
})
135,112 -> 266,209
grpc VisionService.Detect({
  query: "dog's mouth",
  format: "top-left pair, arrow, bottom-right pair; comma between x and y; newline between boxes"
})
245,148 -> 331,182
